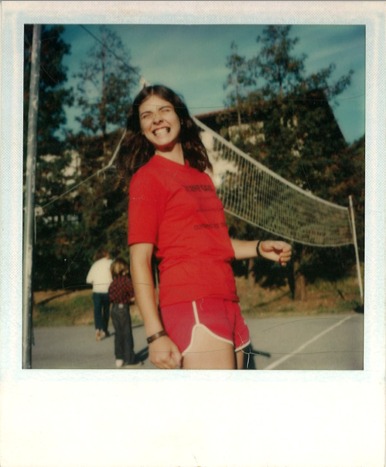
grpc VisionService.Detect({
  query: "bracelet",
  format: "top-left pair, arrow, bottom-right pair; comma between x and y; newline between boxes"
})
256,240 -> 263,258
147,330 -> 167,344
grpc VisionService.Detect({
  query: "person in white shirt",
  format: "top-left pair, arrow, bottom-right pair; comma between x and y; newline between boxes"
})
86,249 -> 113,341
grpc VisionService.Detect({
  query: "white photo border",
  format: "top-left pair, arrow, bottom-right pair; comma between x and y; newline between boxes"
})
1,2 -> 385,466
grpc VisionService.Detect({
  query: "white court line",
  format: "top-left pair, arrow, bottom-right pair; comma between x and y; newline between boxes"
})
264,315 -> 353,370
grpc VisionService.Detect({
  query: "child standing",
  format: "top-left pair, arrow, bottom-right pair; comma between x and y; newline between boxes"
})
108,258 -> 139,368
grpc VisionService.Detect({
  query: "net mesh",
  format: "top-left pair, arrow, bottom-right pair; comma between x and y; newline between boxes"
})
194,117 -> 353,247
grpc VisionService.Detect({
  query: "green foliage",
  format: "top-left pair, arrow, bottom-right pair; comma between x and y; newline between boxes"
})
30,24 -> 364,298
66,130 -> 130,264
224,41 -> 256,125
34,293 -> 93,327
328,136 -> 365,258
24,25 -> 74,157
57,26 -> 141,288
24,26 -> 79,291
252,25 -> 306,98
74,25 -> 139,136
24,26 -> 136,290
222,25 -> 363,293
246,26 -> 354,194
34,217 -> 93,290
30,26 -> 140,290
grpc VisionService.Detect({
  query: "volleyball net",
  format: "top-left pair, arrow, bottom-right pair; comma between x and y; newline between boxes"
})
194,117 -> 354,248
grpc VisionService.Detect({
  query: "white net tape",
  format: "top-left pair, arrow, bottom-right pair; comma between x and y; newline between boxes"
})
194,117 -> 353,247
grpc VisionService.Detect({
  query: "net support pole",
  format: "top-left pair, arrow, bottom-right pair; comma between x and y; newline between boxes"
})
23,25 -> 42,369
349,195 -> 363,303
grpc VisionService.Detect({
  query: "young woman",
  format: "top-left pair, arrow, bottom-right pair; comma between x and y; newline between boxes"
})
117,84 -> 291,370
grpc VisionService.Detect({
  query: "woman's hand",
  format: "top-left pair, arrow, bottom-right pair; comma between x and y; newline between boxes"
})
259,240 -> 292,266
231,239 -> 292,265
149,335 -> 182,369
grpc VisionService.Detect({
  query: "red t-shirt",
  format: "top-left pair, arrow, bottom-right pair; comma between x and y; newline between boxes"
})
128,155 -> 238,307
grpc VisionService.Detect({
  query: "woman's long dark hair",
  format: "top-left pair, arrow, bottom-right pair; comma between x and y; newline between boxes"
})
116,85 -> 212,185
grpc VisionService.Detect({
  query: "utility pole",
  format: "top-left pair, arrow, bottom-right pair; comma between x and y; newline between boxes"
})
23,25 -> 41,368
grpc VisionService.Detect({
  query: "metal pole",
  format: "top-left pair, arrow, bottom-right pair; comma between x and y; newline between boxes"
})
23,25 -> 41,368
349,195 -> 364,303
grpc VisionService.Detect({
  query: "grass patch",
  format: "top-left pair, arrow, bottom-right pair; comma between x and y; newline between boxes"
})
33,289 -> 143,327
34,290 -> 94,327
236,274 -> 361,318
33,274 -> 362,327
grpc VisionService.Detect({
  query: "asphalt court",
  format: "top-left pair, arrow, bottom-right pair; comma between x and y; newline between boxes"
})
247,313 -> 364,370
30,312 -> 364,370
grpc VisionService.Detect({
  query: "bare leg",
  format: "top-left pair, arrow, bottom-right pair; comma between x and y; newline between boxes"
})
182,326 -> 236,369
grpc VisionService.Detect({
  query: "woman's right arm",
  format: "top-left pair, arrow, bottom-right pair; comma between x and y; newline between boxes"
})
130,243 -> 182,369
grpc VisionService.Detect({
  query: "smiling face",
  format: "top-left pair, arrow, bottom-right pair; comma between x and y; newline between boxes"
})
139,95 -> 182,152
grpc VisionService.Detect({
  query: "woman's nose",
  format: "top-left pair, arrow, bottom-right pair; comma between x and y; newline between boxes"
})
152,111 -> 163,123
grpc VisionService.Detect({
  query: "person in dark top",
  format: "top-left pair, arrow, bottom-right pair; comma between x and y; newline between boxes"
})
109,258 -> 141,368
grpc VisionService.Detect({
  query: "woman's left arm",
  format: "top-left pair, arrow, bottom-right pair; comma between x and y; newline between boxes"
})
231,239 -> 292,266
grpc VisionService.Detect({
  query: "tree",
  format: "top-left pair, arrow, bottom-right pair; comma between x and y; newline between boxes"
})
24,25 -> 73,157
224,41 -> 255,127
328,135 -> 365,258
60,27 -> 141,288
251,25 -> 306,99
222,25 -> 360,300
25,26 -> 140,290
24,25 -> 76,290
74,26 -> 139,152
247,26 -> 353,187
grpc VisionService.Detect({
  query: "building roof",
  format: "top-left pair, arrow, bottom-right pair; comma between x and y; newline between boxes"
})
195,89 -> 345,144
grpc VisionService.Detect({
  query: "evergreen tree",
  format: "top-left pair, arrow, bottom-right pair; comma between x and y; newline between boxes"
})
221,25 -> 361,299
248,26 -> 353,190
65,26 -> 140,286
24,25 -> 73,157
251,25 -> 306,99
24,25 -> 76,290
74,26 -> 139,149
223,41 -> 255,127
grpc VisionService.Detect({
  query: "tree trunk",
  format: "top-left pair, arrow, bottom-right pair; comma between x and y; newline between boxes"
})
295,272 -> 307,301
289,258 -> 307,301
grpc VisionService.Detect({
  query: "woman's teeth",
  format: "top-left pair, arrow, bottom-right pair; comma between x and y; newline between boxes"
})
154,128 -> 170,136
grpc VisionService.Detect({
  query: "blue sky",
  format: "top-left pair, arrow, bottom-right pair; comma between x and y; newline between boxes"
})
62,24 -> 365,143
